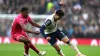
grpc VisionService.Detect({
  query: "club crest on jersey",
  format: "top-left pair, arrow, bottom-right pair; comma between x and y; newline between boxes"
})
45,19 -> 51,26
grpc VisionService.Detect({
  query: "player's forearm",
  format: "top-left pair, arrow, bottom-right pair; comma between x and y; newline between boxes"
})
24,29 -> 34,33
31,22 -> 41,28
33,23 -> 41,28
40,25 -> 46,38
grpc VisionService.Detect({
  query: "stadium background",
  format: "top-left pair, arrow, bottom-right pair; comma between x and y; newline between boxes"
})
0,0 -> 100,56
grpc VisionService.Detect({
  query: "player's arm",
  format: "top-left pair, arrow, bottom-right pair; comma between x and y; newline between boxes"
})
60,0 -> 64,2
40,25 -> 46,38
19,20 -> 39,35
58,0 -> 65,8
28,17 -> 41,28
40,19 -> 51,39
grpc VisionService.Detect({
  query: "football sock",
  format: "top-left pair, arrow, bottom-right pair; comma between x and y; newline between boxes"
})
68,41 -> 81,54
57,50 -> 64,55
24,45 -> 29,55
29,42 -> 39,54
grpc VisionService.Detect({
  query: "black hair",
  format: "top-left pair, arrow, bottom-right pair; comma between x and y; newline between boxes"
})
55,10 -> 64,17
21,7 -> 28,12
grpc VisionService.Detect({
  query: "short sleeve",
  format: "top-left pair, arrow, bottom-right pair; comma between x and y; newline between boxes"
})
16,18 -> 21,23
28,16 -> 33,23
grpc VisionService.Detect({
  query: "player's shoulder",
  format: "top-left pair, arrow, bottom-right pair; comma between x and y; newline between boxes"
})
27,15 -> 31,20
44,14 -> 54,26
46,14 -> 54,20
14,14 -> 22,23
15,14 -> 21,19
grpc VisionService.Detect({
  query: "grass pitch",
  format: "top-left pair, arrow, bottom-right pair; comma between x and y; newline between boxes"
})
0,44 -> 100,56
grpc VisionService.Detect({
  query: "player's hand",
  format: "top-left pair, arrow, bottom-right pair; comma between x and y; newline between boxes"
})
46,36 -> 51,41
33,31 -> 40,35
59,1 -> 65,6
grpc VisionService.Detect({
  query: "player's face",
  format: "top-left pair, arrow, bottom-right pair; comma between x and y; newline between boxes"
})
22,11 -> 29,18
54,15 -> 62,20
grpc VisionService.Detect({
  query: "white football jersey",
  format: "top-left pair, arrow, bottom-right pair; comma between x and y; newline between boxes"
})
44,14 -> 58,34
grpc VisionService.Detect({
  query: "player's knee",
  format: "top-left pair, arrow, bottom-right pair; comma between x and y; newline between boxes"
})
66,40 -> 70,44
22,38 -> 30,43
61,37 -> 69,43
25,39 -> 30,43
19,36 -> 30,43
63,40 -> 70,44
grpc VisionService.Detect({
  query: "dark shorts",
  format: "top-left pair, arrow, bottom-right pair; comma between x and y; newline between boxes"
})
45,29 -> 66,45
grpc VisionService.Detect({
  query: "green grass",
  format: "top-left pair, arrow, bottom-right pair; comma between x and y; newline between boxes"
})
0,44 -> 100,56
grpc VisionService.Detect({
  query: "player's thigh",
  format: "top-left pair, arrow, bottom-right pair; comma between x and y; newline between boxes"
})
61,36 -> 69,43
56,29 -> 69,43
19,35 -> 30,43
13,34 -> 30,43
47,34 -> 57,45
12,34 -> 21,41
56,29 -> 66,40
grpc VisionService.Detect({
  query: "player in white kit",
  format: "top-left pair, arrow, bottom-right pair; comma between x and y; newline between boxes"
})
40,0 -> 86,56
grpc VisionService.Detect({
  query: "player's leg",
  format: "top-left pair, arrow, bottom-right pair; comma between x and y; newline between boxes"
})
61,37 -> 81,54
19,36 -> 40,55
52,43 -> 65,56
28,42 -> 39,54
13,34 -> 46,56
20,36 -> 46,56
13,35 -> 30,56
28,41 -> 46,56
61,37 -> 86,56
47,33 -> 65,56
19,36 -> 43,54
29,42 -> 47,56
24,42 -> 29,55
28,42 -> 46,56
18,36 -> 30,56
19,36 -> 30,43
57,29 -> 86,56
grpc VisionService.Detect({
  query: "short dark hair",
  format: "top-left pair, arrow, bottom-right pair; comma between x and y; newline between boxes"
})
55,10 -> 64,17
21,7 -> 28,12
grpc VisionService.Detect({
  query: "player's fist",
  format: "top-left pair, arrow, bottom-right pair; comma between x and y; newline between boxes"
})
46,36 -> 51,41
59,1 -> 65,6
33,31 -> 40,35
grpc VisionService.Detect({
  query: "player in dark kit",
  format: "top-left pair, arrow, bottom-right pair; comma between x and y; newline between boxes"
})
11,7 -> 46,56
40,0 -> 86,56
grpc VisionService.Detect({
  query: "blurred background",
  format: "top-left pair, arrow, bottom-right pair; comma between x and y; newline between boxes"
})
0,0 -> 100,38
0,0 -> 100,56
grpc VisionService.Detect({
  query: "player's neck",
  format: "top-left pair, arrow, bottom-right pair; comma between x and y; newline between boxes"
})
21,14 -> 28,19
22,16 -> 27,19
54,17 -> 57,22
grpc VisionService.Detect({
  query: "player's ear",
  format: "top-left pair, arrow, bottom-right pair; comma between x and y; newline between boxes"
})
55,14 -> 59,19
